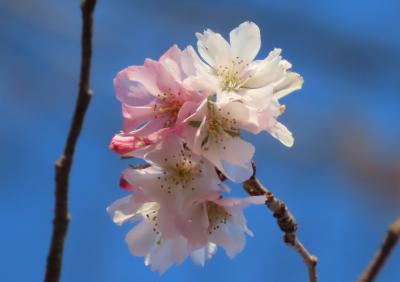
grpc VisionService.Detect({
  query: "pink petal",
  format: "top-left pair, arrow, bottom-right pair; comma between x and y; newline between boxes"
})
114,66 -> 159,106
110,133 -> 153,156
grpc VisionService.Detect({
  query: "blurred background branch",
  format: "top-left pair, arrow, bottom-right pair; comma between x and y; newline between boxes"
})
44,1 -> 96,281
358,218 -> 400,282
339,124 -> 400,202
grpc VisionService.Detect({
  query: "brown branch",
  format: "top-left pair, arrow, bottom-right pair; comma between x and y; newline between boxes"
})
243,162 -> 318,282
44,1 -> 96,282
358,218 -> 400,282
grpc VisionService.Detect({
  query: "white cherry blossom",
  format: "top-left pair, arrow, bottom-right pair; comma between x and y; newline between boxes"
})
182,99 -> 257,182
183,21 -> 303,147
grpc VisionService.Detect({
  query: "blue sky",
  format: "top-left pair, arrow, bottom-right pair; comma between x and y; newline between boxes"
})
0,1 -> 399,281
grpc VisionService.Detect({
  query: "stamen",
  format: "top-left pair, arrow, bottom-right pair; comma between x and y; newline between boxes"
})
206,201 -> 231,234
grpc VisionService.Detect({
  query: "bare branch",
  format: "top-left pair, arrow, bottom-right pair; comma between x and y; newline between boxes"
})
243,162 -> 318,282
44,1 -> 96,281
358,218 -> 400,282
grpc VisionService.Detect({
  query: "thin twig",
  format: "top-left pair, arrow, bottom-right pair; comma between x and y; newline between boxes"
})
242,162 -> 318,282
358,218 -> 400,282
44,1 -> 96,281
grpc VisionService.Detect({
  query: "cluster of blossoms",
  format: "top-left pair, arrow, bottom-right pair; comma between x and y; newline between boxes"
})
108,22 -> 303,273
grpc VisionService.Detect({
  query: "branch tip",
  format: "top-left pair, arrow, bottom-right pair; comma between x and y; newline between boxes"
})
358,218 -> 400,282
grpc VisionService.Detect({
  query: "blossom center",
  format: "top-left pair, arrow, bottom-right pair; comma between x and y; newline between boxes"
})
158,149 -> 205,194
155,92 -> 183,127
207,115 -> 239,139
170,161 -> 195,184
200,102 -> 240,149
219,69 -> 241,92
206,201 -> 231,234
216,57 -> 250,92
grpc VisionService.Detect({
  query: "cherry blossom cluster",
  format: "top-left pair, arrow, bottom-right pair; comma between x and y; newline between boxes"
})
108,22 -> 303,273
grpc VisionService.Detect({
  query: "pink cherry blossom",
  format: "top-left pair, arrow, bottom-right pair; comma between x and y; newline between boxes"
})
112,45 -> 207,157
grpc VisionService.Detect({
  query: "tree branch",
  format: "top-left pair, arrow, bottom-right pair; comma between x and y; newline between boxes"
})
358,218 -> 400,282
44,1 -> 96,281
242,162 -> 318,282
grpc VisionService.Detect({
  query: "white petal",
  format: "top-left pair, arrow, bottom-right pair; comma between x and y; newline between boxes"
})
196,29 -> 232,68
181,47 -> 218,94
182,99 -> 209,153
237,85 -> 274,108
229,21 -> 261,63
123,166 -> 164,189
190,242 -> 217,266
219,101 -> 262,134
170,236 -> 190,265
206,242 -> 218,260
221,160 -> 253,183
147,239 -> 174,274
144,137 -> 186,167
224,223 -> 246,258
219,137 -> 255,166
190,247 -> 207,266
244,48 -> 286,89
216,90 -> 243,105
181,45 -> 212,77
274,72 -> 304,99
270,122 -> 294,147
183,75 -> 219,94
199,140 -> 224,177
209,221 -> 245,259
180,203 -> 209,248
219,137 -> 255,182
125,221 -> 157,257
107,195 -> 142,225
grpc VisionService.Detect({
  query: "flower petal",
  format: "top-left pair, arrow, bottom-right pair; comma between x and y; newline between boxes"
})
121,104 -> 156,132
244,48 -> 287,89
219,137 -> 255,166
274,72 -> 304,99
125,221 -> 158,257
196,29 -> 232,68
159,45 -> 184,82
107,195 -> 142,225
114,66 -> 159,106
181,45 -> 212,76
219,101 -> 263,134
270,122 -> 294,147
143,59 -> 181,95
229,21 -> 261,63
147,238 -> 174,274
